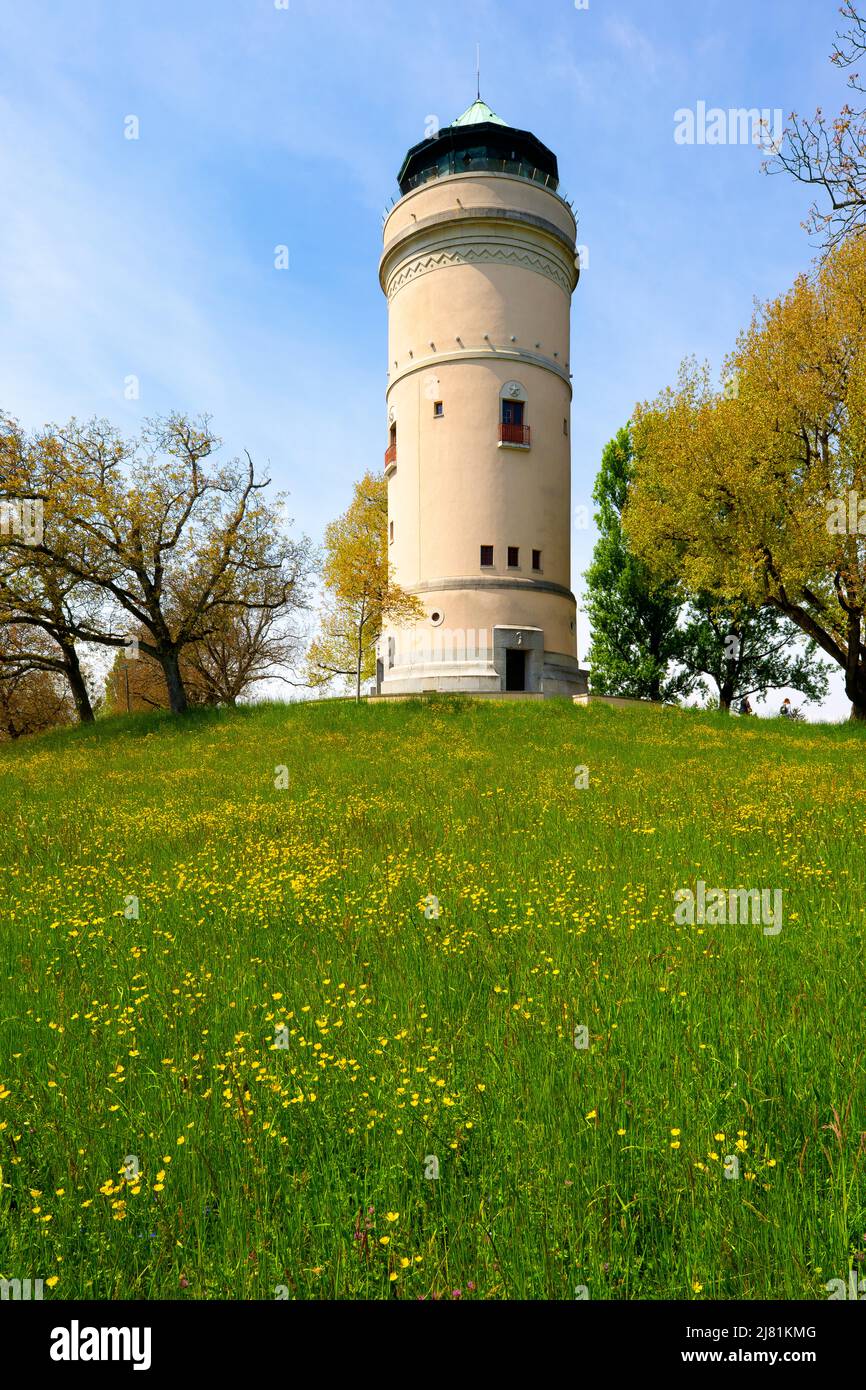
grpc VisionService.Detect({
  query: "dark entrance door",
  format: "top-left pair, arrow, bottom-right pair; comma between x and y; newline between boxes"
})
505,649 -> 526,692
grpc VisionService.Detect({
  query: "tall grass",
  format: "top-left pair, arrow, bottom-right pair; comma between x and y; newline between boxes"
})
0,697 -> 864,1299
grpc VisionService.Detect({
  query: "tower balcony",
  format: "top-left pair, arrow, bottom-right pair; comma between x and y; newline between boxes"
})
498,423 -> 531,449
384,442 -> 397,472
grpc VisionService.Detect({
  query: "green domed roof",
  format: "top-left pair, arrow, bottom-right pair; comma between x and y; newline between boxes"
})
451,99 -> 507,128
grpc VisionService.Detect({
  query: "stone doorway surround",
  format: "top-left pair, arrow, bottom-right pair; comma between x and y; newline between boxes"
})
493,625 -> 543,693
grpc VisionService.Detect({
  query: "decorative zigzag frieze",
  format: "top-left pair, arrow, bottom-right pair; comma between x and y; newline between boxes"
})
386,242 -> 573,298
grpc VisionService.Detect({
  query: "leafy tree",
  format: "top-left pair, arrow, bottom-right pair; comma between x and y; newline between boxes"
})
103,606 -> 301,712
584,427 -> 696,702
0,624 -> 74,739
0,413 -> 312,714
626,235 -> 866,719
680,596 -> 831,712
307,471 -> 422,701
103,641 -> 206,714
0,421 -> 98,722
0,549 -> 98,722
767,2 -> 866,249
182,605 -> 303,706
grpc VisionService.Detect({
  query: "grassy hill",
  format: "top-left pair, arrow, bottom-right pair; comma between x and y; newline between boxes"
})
0,697 -> 864,1299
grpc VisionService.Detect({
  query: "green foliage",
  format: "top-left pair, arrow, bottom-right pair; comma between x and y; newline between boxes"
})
584,427 -> 695,702
681,597 -> 832,712
627,237 -> 866,717
307,471 -> 422,700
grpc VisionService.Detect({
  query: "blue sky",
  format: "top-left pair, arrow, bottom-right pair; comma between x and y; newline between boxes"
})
0,0 -> 853,715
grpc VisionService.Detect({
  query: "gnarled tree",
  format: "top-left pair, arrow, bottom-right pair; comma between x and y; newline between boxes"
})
0,413 -> 312,714
0,550 -> 99,723
0,624 -> 74,739
103,604 -> 302,712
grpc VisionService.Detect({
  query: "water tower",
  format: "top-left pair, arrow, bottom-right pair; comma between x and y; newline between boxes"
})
379,98 -> 587,697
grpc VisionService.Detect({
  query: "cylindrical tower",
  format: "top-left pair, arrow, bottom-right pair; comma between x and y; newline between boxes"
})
379,99 -> 587,697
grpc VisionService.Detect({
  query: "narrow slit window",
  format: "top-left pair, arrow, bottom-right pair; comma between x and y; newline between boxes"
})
507,546 -> 519,568
480,545 -> 494,567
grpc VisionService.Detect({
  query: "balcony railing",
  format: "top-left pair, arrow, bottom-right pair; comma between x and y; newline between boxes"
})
401,157 -> 559,195
384,442 -> 397,468
499,423 -> 531,447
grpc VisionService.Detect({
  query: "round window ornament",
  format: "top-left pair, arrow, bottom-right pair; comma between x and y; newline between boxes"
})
430,610 -> 444,627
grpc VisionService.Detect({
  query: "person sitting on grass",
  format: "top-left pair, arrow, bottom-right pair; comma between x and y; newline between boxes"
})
739,696 -> 754,716
780,697 -> 793,718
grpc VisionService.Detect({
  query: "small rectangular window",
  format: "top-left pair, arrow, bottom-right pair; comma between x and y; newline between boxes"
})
389,520 -> 394,544
532,549 -> 542,571
507,546 -> 519,568
563,417 -> 568,436
433,401 -> 444,417
480,545 -> 494,567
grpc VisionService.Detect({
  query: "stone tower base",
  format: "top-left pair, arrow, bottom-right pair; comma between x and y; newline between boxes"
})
379,625 -> 588,698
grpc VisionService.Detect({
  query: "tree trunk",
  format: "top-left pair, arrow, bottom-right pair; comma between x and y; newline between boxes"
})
718,676 -> 736,714
160,648 -> 189,715
844,612 -> 866,720
356,626 -> 363,703
61,643 -> 95,723
719,653 -> 740,715
848,692 -> 866,720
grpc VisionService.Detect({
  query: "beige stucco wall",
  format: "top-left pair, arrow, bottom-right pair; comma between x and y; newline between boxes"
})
379,169 -> 582,694
383,171 -> 577,246
385,264 -> 573,380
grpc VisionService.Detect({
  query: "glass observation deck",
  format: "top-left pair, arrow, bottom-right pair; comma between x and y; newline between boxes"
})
396,100 -> 560,199
400,149 -> 559,194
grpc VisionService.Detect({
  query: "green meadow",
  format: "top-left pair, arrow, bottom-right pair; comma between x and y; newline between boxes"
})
0,697 -> 864,1299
